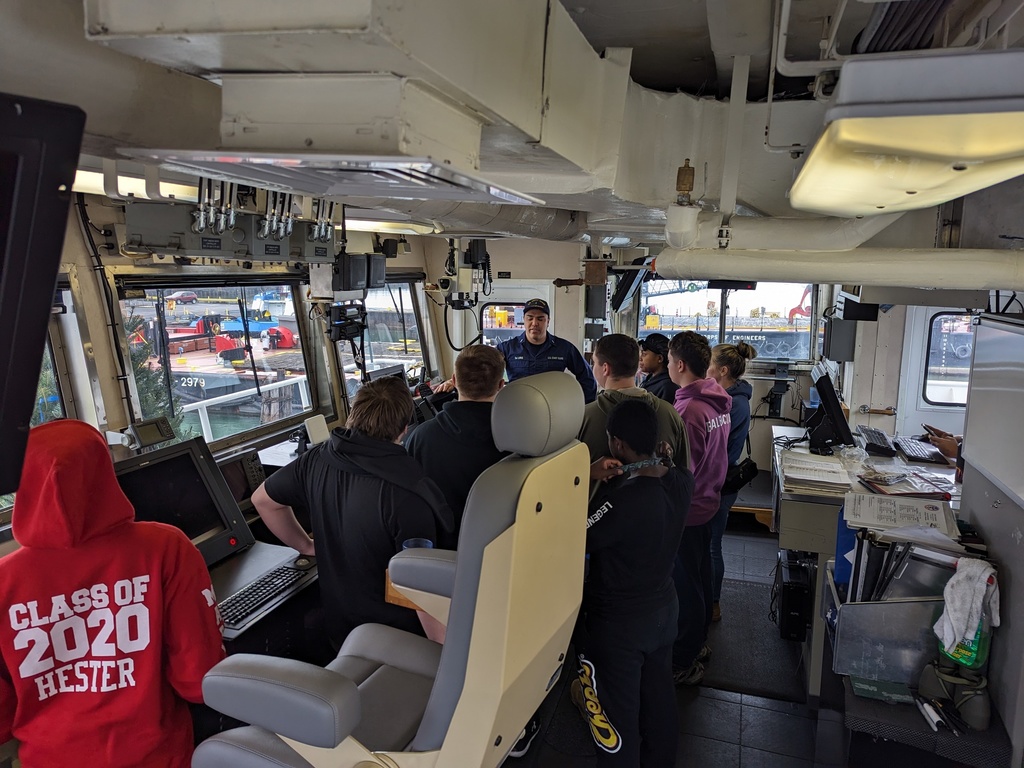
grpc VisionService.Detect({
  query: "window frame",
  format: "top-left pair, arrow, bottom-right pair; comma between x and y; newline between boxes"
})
922,310 -> 972,407
637,280 -> 820,363
335,277 -> 437,406
113,275 -> 327,452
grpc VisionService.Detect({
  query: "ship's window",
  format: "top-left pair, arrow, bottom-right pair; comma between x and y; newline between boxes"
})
923,312 -> 972,406
338,282 -> 435,401
117,282 -> 316,445
639,280 -> 816,361
480,302 -> 526,347
0,338 -> 66,521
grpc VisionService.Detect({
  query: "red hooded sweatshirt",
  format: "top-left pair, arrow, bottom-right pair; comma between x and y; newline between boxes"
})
0,421 -> 225,768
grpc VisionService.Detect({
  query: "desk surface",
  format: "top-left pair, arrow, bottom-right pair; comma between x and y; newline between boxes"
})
258,440 -> 300,469
772,426 -> 957,505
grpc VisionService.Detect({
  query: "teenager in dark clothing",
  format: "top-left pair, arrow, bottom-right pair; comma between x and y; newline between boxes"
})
405,344 -> 509,547
252,377 -> 453,649
638,333 -> 679,404
707,341 -> 757,623
574,399 -> 694,767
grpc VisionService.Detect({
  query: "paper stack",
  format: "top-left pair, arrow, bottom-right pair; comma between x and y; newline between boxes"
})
843,492 -> 958,538
781,453 -> 852,493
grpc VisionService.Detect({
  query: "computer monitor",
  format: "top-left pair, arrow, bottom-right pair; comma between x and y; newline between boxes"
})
0,93 -> 85,493
217,450 -> 267,515
114,437 -> 256,568
806,370 -> 855,455
368,363 -> 407,383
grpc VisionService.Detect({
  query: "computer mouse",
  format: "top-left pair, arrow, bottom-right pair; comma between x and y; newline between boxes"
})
292,555 -> 316,571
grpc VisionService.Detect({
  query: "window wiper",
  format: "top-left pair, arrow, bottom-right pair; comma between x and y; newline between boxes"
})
237,293 -> 262,398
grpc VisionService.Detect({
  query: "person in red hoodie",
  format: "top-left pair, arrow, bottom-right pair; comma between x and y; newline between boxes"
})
0,420 -> 225,768
665,331 -> 732,686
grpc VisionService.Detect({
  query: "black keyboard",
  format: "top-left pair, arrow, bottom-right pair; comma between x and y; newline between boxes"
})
856,425 -> 897,457
894,436 -> 949,464
219,566 -> 308,628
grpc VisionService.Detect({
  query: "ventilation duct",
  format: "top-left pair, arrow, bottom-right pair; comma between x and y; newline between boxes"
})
654,247 -> 1024,290
665,208 -> 903,251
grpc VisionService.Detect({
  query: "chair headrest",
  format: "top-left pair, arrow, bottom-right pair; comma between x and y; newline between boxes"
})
492,372 -> 584,456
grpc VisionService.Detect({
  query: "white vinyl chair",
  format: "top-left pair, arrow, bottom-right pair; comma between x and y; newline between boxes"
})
193,371 -> 589,768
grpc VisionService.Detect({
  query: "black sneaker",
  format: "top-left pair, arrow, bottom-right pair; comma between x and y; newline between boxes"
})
508,718 -> 540,758
672,660 -> 705,686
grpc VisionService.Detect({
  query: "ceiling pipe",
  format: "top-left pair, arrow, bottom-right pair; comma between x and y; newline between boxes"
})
665,210 -> 903,251
653,247 -> 1024,290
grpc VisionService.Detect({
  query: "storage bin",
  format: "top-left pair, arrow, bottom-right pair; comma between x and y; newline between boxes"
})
824,561 -> 944,685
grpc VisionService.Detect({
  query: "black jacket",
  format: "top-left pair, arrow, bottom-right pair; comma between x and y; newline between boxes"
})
265,428 -> 453,647
405,400 -> 508,547
640,370 -> 679,404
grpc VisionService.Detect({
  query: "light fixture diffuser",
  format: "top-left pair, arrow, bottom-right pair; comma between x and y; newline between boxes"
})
789,50 -> 1024,217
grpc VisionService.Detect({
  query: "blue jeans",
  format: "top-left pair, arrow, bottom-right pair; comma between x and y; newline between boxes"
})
710,491 -> 739,603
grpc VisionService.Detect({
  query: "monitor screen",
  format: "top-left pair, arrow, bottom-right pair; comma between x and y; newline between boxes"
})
806,371 -> 855,455
114,437 -> 255,567
368,364 -> 407,383
0,94 -> 85,493
217,450 -> 266,512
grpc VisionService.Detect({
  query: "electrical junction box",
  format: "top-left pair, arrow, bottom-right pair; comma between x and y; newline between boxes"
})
836,291 -> 880,322
124,202 -> 248,261
124,202 -> 298,262
823,318 -> 857,363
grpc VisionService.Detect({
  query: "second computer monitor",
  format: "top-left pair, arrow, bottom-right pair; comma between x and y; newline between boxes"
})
807,372 -> 855,455
368,364 -> 407,384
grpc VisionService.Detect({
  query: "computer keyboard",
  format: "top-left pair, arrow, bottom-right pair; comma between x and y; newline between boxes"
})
894,436 -> 950,464
218,565 -> 308,628
856,425 -> 897,457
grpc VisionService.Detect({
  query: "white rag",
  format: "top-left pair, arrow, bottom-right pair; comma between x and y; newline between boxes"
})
933,557 -> 1000,653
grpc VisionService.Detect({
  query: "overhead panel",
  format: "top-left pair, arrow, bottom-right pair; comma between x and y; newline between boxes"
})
120,150 -> 545,205
219,74 -> 484,171
84,0 -> 548,140
541,3 -> 629,176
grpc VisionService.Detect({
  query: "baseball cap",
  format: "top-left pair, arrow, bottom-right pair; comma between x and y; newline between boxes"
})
639,333 -> 669,356
523,298 -> 550,315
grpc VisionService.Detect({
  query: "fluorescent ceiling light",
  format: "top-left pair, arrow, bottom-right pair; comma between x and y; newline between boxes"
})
73,170 -> 198,201
789,51 -> 1024,217
342,220 -> 437,235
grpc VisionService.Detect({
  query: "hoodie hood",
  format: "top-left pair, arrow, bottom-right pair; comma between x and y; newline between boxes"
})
13,420 -> 135,549
325,427 -> 454,531
727,379 -> 753,402
433,401 -> 498,447
675,377 -> 733,413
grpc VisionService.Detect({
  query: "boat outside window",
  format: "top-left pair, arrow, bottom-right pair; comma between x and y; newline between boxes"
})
117,283 -> 313,445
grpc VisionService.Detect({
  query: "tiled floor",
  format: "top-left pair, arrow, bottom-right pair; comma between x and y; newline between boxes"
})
525,514 -> 966,768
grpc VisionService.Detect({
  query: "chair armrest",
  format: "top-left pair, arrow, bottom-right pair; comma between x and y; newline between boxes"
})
202,654 -> 360,748
389,548 -> 457,598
